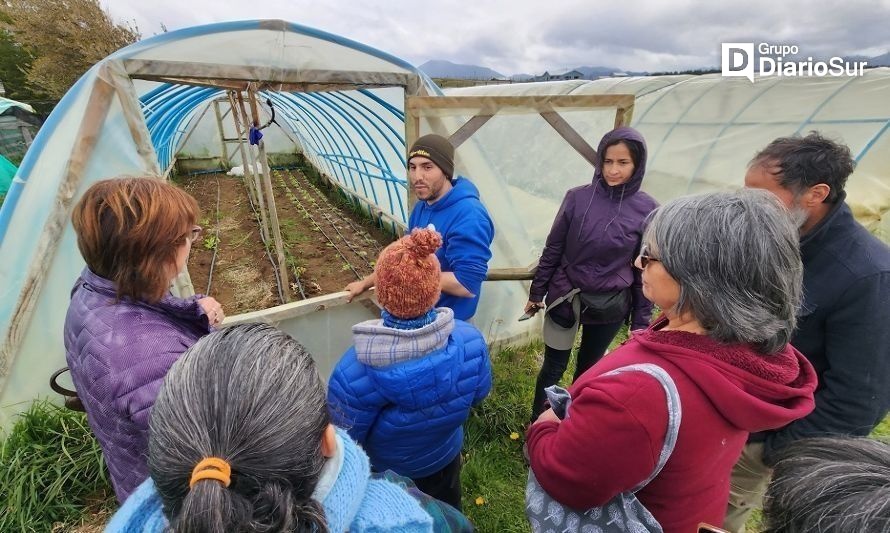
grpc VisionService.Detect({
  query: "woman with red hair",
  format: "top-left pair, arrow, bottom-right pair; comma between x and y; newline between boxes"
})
64,177 -> 224,503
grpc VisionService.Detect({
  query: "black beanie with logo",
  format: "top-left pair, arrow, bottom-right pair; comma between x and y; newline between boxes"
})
408,134 -> 455,179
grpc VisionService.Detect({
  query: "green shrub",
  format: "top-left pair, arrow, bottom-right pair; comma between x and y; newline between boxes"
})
0,400 -> 113,532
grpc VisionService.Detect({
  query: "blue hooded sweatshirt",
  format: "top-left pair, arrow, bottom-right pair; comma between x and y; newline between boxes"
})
408,177 -> 494,320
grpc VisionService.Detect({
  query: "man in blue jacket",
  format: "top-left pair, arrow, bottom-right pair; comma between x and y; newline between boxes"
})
725,131 -> 890,532
345,134 -> 494,321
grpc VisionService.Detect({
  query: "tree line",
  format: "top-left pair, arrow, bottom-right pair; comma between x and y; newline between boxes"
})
0,0 -> 140,116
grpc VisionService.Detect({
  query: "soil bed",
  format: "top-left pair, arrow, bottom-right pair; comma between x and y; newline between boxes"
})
178,168 -> 394,314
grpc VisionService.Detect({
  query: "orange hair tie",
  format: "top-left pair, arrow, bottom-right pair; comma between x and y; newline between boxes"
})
189,457 -> 231,488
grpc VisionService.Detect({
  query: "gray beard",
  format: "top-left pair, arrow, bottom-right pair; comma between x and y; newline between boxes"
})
790,206 -> 809,230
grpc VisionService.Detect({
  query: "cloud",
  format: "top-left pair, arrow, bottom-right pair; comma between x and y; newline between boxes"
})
104,0 -> 890,75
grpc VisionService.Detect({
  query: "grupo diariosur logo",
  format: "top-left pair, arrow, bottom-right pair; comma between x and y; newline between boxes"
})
722,43 -> 868,82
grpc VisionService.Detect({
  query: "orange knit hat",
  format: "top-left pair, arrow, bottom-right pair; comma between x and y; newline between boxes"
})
375,228 -> 443,319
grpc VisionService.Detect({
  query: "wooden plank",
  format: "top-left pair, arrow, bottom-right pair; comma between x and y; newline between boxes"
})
405,97 -> 421,214
123,59 -> 417,89
234,91 -> 272,244
248,84 -> 291,302
486,261 -> 539,281
212,100 -> 230,168
224,290 -> 377,326
223,93 -> 259,228
0,70 -> 116,380
107,60 -> 161,175
449,114 -> 493,149
540,110 -> 599,167
615,103 -> 634,128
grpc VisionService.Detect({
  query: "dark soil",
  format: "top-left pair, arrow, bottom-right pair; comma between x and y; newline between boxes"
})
179,168 -> 395,314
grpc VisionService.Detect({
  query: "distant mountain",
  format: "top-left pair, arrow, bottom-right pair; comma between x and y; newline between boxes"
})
524,65 -> 649,80
868,52 -> 890,67
510,73 -> 534,82
573,65 -> 624,78
418,60 -> 505,80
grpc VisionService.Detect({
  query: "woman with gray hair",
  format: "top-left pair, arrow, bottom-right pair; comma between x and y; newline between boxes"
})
526,189 -> 818,532
105,323 -> 471,532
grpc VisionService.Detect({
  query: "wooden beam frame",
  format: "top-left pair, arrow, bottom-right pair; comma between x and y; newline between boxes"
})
247,84 -> 291,302
404,94 -> 635,164
404,94 -> 635,281
123,59 -> 421,94
232,92 -> 272,248
1,69 -> 116,379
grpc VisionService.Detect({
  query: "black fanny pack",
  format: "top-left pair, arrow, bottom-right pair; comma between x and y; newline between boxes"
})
579,288 -> 631,322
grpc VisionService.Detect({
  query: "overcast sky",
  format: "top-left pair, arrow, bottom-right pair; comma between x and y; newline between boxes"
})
106,0 -> 890,75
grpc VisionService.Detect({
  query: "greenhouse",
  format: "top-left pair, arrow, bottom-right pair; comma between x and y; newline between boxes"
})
0,19 -> 888,426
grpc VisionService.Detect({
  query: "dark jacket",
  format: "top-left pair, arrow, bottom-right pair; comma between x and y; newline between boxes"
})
527,319 -> 817,533
63,268 -> 212,502
408,178 -> 495,321
757,195 -> 890,465
529,127 -> 657,330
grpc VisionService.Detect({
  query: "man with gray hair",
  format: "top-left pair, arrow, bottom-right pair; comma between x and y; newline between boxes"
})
762,437 -> 890,532
725,131 -> 890,531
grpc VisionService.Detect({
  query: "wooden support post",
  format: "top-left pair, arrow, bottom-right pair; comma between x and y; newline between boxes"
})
247,84 -> 290,302
449,114 -> 493,149
225,93 -> 259,209
404,98 -> 421,213
234,91 -> 272,244
20,124 -> 33,148
213,99 -> 230,169
106,60 -> 162,176
539,109 -> 599,167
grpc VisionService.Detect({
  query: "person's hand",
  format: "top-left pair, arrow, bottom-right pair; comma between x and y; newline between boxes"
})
533,408 -> 561,425
524,300 -> 544,315
344,280 -> 368,303
198,297 -> 225,327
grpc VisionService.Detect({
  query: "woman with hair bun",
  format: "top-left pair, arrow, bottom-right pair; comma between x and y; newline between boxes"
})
328,227 -> 492,509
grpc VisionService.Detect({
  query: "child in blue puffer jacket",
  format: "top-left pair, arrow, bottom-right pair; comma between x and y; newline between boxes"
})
328,227 -> 492,510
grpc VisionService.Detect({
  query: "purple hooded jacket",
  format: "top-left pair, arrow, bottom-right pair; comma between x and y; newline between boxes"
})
63,268 -> 212,502
529,127 -> 657,330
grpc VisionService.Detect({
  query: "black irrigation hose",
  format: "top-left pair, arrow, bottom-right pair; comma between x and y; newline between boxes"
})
291,170 -> 377,270
241,174 -> 286,304
297,170 -> 383,255
205,178 -> 221,294
277,171 -> 364,281
319,210 -> 374,274
282,172 -> 366,278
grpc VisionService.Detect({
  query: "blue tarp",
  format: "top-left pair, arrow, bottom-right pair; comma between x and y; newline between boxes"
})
0,153 -> 15,197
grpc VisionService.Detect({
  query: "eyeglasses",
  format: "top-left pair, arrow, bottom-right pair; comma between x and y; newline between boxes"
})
638,244 -> 660,269
187,225 -> 203,243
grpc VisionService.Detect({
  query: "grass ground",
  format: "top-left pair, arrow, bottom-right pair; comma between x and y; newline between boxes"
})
2,340 -> 888,532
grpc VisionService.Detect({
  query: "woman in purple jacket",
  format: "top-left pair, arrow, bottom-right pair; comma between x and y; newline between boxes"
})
63,177 -> 224,502
526,127 -> 657,420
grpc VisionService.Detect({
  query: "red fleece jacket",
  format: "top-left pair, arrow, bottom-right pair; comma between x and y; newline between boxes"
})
526,320 -> 817,533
